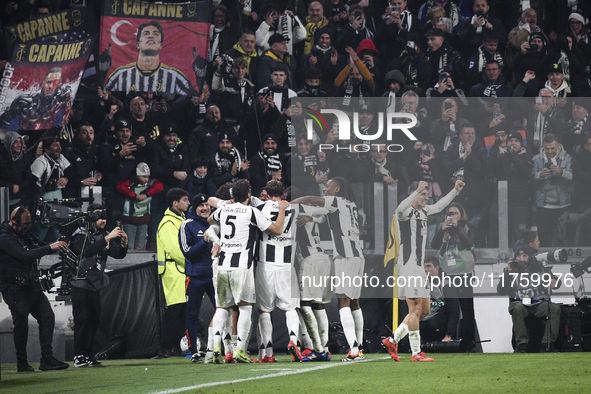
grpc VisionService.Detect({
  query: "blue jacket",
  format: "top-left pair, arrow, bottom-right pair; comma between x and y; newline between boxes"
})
179,207 -> 213,279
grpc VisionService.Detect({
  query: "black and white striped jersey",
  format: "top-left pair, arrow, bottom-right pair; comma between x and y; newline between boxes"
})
294,204 -> 328,261
104,62 -> 194,94
324,196 -> 363,259
396,188 -> 459,267
212,202 -> 272,269
256,200 -> 294,265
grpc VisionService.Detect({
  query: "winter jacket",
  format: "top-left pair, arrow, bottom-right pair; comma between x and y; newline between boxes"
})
157,207 -> 187,306
179,207 -> 213,279
532,145 -> 573,208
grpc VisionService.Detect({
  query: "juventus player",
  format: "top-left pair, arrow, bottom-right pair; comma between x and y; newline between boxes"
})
294,198 -> 332,361
253,181 -> 301,362
292,177 -> 365,361
207,179 -> 288,363
104,21 -> 194,94
383,179 -> 464,362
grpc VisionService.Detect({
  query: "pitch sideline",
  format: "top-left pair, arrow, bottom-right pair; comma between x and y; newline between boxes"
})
152,357 -> 388,393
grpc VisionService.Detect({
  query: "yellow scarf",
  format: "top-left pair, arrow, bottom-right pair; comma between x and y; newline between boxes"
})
304,16 -> 329,55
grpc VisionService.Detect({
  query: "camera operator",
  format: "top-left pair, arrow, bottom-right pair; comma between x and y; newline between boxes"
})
0,206 -> 69,372
69,203 -> 128,367
497,240 -> 561,353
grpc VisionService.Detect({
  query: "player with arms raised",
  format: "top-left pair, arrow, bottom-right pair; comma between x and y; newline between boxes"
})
383,179 -> 465,362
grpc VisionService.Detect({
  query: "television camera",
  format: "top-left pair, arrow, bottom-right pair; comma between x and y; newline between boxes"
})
35,197 -> 105,299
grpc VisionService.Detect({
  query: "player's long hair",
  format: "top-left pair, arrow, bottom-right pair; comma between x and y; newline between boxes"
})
331,177 -> 355,202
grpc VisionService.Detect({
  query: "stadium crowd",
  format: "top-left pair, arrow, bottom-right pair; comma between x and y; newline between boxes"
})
0,0 -> 590,366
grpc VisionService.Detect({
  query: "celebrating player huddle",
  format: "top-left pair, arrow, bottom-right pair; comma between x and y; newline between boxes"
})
180,176 -> 464,364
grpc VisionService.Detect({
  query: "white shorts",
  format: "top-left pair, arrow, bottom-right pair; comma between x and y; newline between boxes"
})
333,255 -> 365,300
397,261 -> 430,299
255,262 -> 299,312
216,267 -> 256,308
298,254 -> 332,303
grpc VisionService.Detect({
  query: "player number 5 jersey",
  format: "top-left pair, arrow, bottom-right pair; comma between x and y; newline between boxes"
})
212,202 -> 272,269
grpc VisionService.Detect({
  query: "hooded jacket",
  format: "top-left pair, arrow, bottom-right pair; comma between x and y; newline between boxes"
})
179,207 -> 213,279
0,131 -> 32,204
157,207 -> 187,306
256,49 -> 297,89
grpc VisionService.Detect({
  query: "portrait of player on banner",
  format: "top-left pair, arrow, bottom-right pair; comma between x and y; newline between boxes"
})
0,36 -> 95,131
0,67 -> 72,131
99,0 -> 210,95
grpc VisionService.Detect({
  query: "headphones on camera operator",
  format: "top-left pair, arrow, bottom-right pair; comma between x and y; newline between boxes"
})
11,205 -> 26,226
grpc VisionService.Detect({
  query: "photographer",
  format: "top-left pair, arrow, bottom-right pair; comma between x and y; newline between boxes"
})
430,202 -> 476,346
0,206 -> 69,372
69,204 -> 128,367
497,241 -> 561,353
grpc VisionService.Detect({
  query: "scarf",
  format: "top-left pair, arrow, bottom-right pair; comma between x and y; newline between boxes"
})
259,151 -> 282,178
533,111 -> 547,151
451,144 -> 465,181
342,76 -> 362,107
313,44 -> 332,54
400,10 -> 413,31
373,158 -> 391,178
59,124 -> 75,145
283,119 -> 295,153
349,19 -> 374,40
168,142 -> 179,154
277,12 -> 300,54
557,51 -> 570,81
304,16 -> 329,55
214,147 -> 242,174
209,26 -> 224,62
444,122 -> 457,151
482,82 -> 501,97
477,46 -> 504,72
386,91 -> 397,112
42,154 -> 64,191
573,115 -> 587,135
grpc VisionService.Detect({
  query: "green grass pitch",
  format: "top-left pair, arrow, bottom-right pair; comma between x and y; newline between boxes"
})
2,353 -> 590,393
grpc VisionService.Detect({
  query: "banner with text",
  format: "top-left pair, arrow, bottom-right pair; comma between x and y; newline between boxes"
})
0,35 -> 97,131
4,7 -> 97,48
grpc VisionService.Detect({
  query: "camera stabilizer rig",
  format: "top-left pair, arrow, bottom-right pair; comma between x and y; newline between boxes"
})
35,196 -> 104,300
